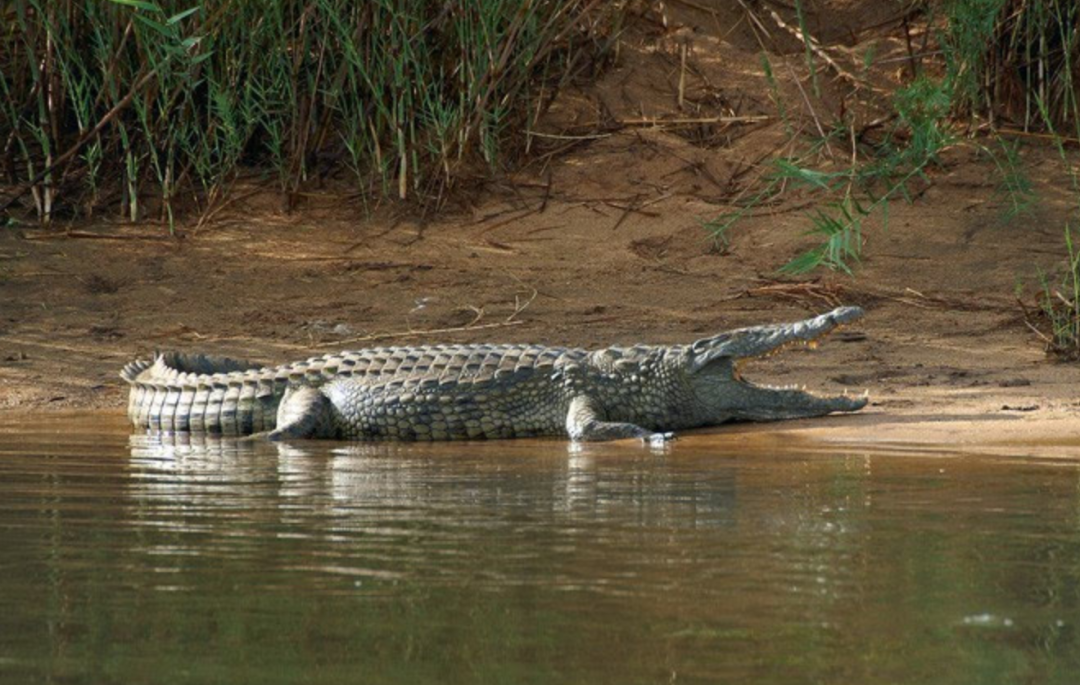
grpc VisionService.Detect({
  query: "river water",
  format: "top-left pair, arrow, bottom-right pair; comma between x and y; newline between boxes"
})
1,413 -> 1078,684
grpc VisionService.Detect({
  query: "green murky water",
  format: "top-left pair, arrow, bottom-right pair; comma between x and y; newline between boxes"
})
1,413 -> 1079,684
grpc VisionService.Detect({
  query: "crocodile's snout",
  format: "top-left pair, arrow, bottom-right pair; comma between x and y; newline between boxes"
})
830,306 -> 864,325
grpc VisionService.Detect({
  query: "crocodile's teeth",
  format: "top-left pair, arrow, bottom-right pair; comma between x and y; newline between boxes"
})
808,340 -> 819,350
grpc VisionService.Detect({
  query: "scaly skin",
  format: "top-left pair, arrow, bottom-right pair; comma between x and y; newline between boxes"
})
121,306 -> 868,442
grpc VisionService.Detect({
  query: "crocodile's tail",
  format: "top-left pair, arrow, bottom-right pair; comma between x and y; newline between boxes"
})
122,352 -> 284,435
120,358 -> 155,384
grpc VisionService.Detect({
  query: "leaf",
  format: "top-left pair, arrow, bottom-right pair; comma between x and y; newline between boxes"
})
134,12 -> 171,37
779,247 -> 826,275
772,158 -> 841,190
167,6 -> 200,25
108,0 -> 163,12
861,44 -> 876,71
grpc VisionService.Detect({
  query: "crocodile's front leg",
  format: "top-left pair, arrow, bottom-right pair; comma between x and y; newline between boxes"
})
565,396 -> 673,443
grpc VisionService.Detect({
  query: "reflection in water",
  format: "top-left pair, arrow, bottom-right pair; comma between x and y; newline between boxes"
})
129,433 -> 739,530
126,433 -> 741,596
2,415 -> 1080,684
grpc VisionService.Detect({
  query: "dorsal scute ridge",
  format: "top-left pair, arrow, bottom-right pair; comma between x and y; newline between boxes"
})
123,351 -> 268,388
122,343 -> 587,390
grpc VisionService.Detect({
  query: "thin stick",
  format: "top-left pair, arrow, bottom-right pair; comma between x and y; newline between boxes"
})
734,0 -> 773,42
527,131 -> 613,140
616,115 -> 771,126
678,42 -> 688,109
1024,319 -> 1054,345
902,12 -> 918,78
20,230 -> 173,242
311,320 -> 526,349
994,127 -> 1080,146
312,287 -> 537,349
785,62 -> 832,157
766,8 -> 869,92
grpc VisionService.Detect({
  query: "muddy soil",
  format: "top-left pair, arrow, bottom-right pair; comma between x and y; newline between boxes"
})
1,1 -> 1078,445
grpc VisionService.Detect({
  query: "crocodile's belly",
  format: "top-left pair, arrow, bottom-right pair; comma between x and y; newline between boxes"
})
322,375 -> 570,440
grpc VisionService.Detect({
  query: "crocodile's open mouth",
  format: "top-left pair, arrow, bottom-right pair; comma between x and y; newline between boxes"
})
731,315 -> 855,392
688,305 -> 869,420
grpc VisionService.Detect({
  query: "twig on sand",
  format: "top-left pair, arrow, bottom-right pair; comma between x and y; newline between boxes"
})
611,192 -> 674,230
20,230 -> 174,242
527,130 -> 613,141
994,127 -> 1080,147
313,288 -> 538,349
310,320 -> 525,350
1023,319 -> 1054,346
746,280 -> 847,308
616,115 -> 771,126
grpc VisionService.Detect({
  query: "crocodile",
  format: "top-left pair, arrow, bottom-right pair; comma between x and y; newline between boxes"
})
121,306 -> 868,442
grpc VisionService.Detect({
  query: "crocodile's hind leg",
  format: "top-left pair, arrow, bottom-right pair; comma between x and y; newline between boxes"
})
566,396 -> 674,444
267,386 -> 338,440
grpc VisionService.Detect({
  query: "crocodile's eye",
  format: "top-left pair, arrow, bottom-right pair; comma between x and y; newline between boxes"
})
690,333 -> 731,354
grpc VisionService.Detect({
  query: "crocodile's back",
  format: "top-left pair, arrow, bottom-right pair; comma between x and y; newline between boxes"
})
316,343 -> 583,386
123,344 -> 588,436
322,345 -> 590,440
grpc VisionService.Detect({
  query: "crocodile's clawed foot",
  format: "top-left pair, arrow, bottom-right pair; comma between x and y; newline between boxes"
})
642,431 -> 676,447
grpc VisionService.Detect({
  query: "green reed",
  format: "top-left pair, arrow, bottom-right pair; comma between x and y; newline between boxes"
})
0,0 -> 614,225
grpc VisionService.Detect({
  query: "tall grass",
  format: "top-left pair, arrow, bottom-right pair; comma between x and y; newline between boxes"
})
951,0 -> 1080,135
0,0 -> 616,226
